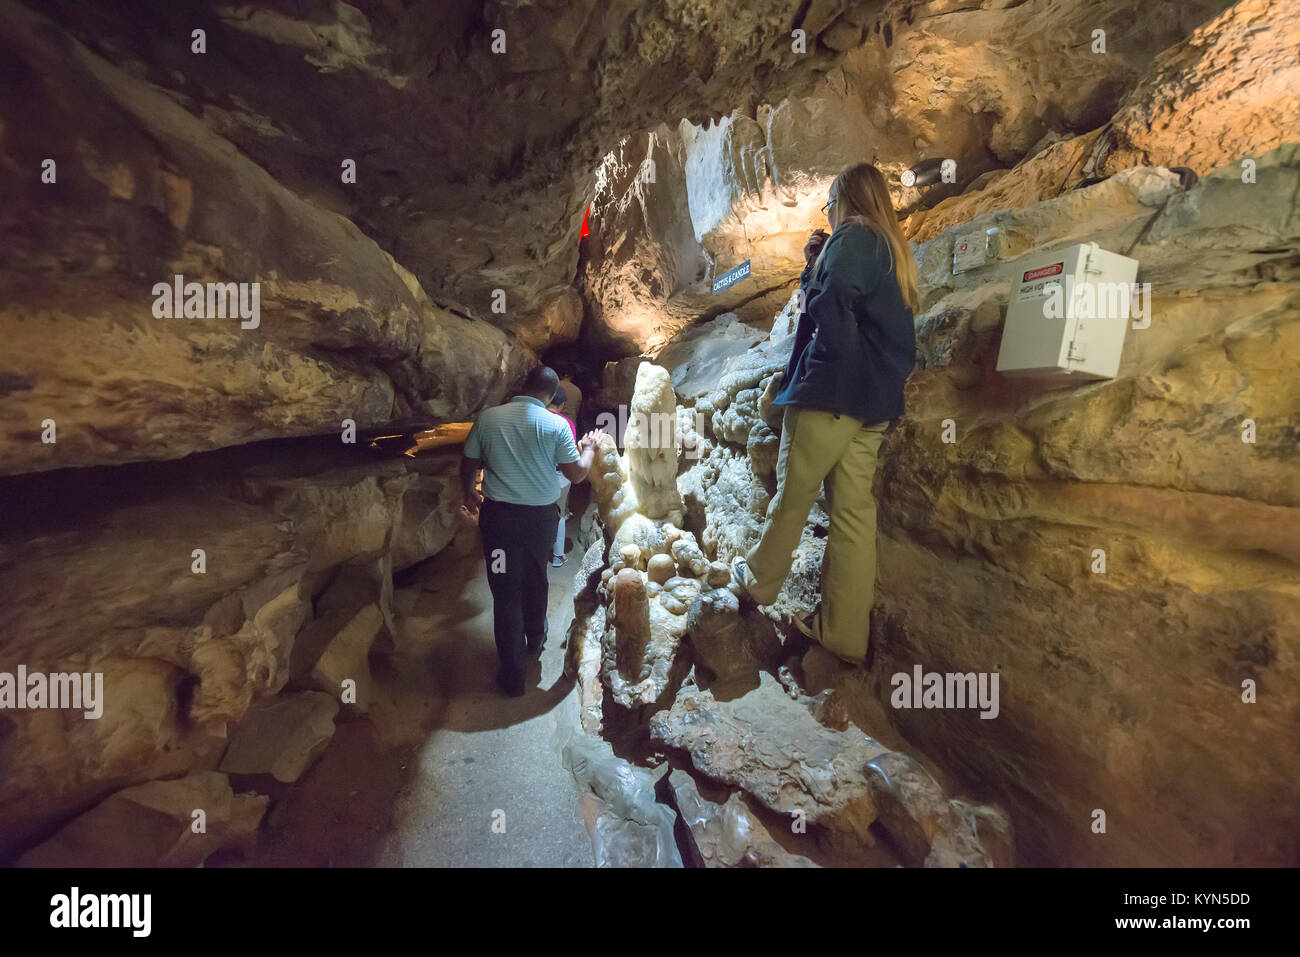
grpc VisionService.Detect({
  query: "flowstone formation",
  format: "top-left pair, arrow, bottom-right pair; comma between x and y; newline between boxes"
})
566,360 -> 1011,867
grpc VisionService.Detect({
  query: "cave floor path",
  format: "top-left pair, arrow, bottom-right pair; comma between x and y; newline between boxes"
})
245,513 -> 596,868
374,517 -> 595,868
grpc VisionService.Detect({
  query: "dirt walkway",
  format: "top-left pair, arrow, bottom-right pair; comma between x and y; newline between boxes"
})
377,520 -> 594,867
244,515 -> 595,868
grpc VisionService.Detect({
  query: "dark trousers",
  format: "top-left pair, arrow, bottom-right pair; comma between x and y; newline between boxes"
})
479,498 -> 560,683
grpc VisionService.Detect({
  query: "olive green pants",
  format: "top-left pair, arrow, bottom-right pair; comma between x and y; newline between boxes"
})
743,407 -> 888,662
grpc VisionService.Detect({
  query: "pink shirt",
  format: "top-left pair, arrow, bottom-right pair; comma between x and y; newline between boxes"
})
553,413 -> 577,473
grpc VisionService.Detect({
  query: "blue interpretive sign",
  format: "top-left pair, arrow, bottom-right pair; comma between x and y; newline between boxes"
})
712,259 -> 751,294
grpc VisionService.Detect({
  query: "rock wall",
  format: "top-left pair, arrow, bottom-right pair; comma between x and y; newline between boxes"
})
578,0 -> 1235,355
0,441 -> 465,858
904,0 -> 1300,244
870,149 -> 1300,866
13,0 -> 873,349
656,146 -> 1299,866
0,0 -> 532,476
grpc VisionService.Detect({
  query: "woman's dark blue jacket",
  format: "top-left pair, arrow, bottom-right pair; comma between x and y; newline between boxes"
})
772,219 -> 916,424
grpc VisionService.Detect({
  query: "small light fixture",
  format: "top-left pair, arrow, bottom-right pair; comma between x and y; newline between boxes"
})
900,157 -> 951,189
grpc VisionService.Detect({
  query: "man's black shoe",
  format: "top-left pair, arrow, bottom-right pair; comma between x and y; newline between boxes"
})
526,619 -> 549,655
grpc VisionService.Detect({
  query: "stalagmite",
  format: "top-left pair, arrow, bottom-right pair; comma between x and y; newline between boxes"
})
624,363 -> 684,526
610,569 -> 652,678
646,554 -> 676,584
588,433 -> 638,535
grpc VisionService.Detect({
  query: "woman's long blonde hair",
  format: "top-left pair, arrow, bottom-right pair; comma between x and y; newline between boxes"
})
815,163 -> 920,312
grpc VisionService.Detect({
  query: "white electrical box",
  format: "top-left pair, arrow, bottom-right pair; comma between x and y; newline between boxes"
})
995,242 -> 1140,381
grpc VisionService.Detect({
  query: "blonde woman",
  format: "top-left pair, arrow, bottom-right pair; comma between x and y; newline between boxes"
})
732,163 -> 919,664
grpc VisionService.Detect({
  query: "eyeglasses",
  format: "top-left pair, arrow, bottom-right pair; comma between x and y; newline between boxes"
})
820,197 -> 838,216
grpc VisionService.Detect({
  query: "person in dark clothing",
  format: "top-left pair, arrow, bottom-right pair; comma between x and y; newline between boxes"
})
461,366 -> 604,696
732,162 -> 919,663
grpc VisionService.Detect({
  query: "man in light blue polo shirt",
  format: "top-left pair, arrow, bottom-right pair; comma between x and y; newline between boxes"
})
461,366 -> 603,696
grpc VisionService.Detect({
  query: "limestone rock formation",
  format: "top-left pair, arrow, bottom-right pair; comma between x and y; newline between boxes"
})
389,457 -> 464,572
650,672 -> 887,855
668,770 -> 817,868
864,750 -> 1013,869
657,148 -> 1298,867
582,360 -> 780,714
16,771 -> 263,867
670,326 -> 832,627
564,538 -> 610,734
669,535 -> 709,579
609,570 -> 652,676
656,313 -> 770,403
646,554 -> 677,584
685,587 -> 785,691
679,441 -> 773,563
573,604 -> 608,736
906,0 -> 1300,244
3,0 -> 1296,872
592,74 -> 1296,861
652,673 -> 1012,865
874,148 -> 1300,866
587,433 -> 638,535
10,0 -> 887,368
560,728 -> 682,868
624,363 -> 685,524
1091,0 -> 1300,184
307,604 -> 384,713
0,0 -> 531,476
218,691 -> 339,783
602,566 -> 692,709
580,127 -> 712,356
579,0 -> 1236,352
0,446 -> 452,851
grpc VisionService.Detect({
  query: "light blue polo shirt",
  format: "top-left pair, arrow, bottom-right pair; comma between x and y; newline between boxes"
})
464,396 -> 580,506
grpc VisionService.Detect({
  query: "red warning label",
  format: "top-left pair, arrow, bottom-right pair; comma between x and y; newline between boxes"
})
1023,262 -> 1063,283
